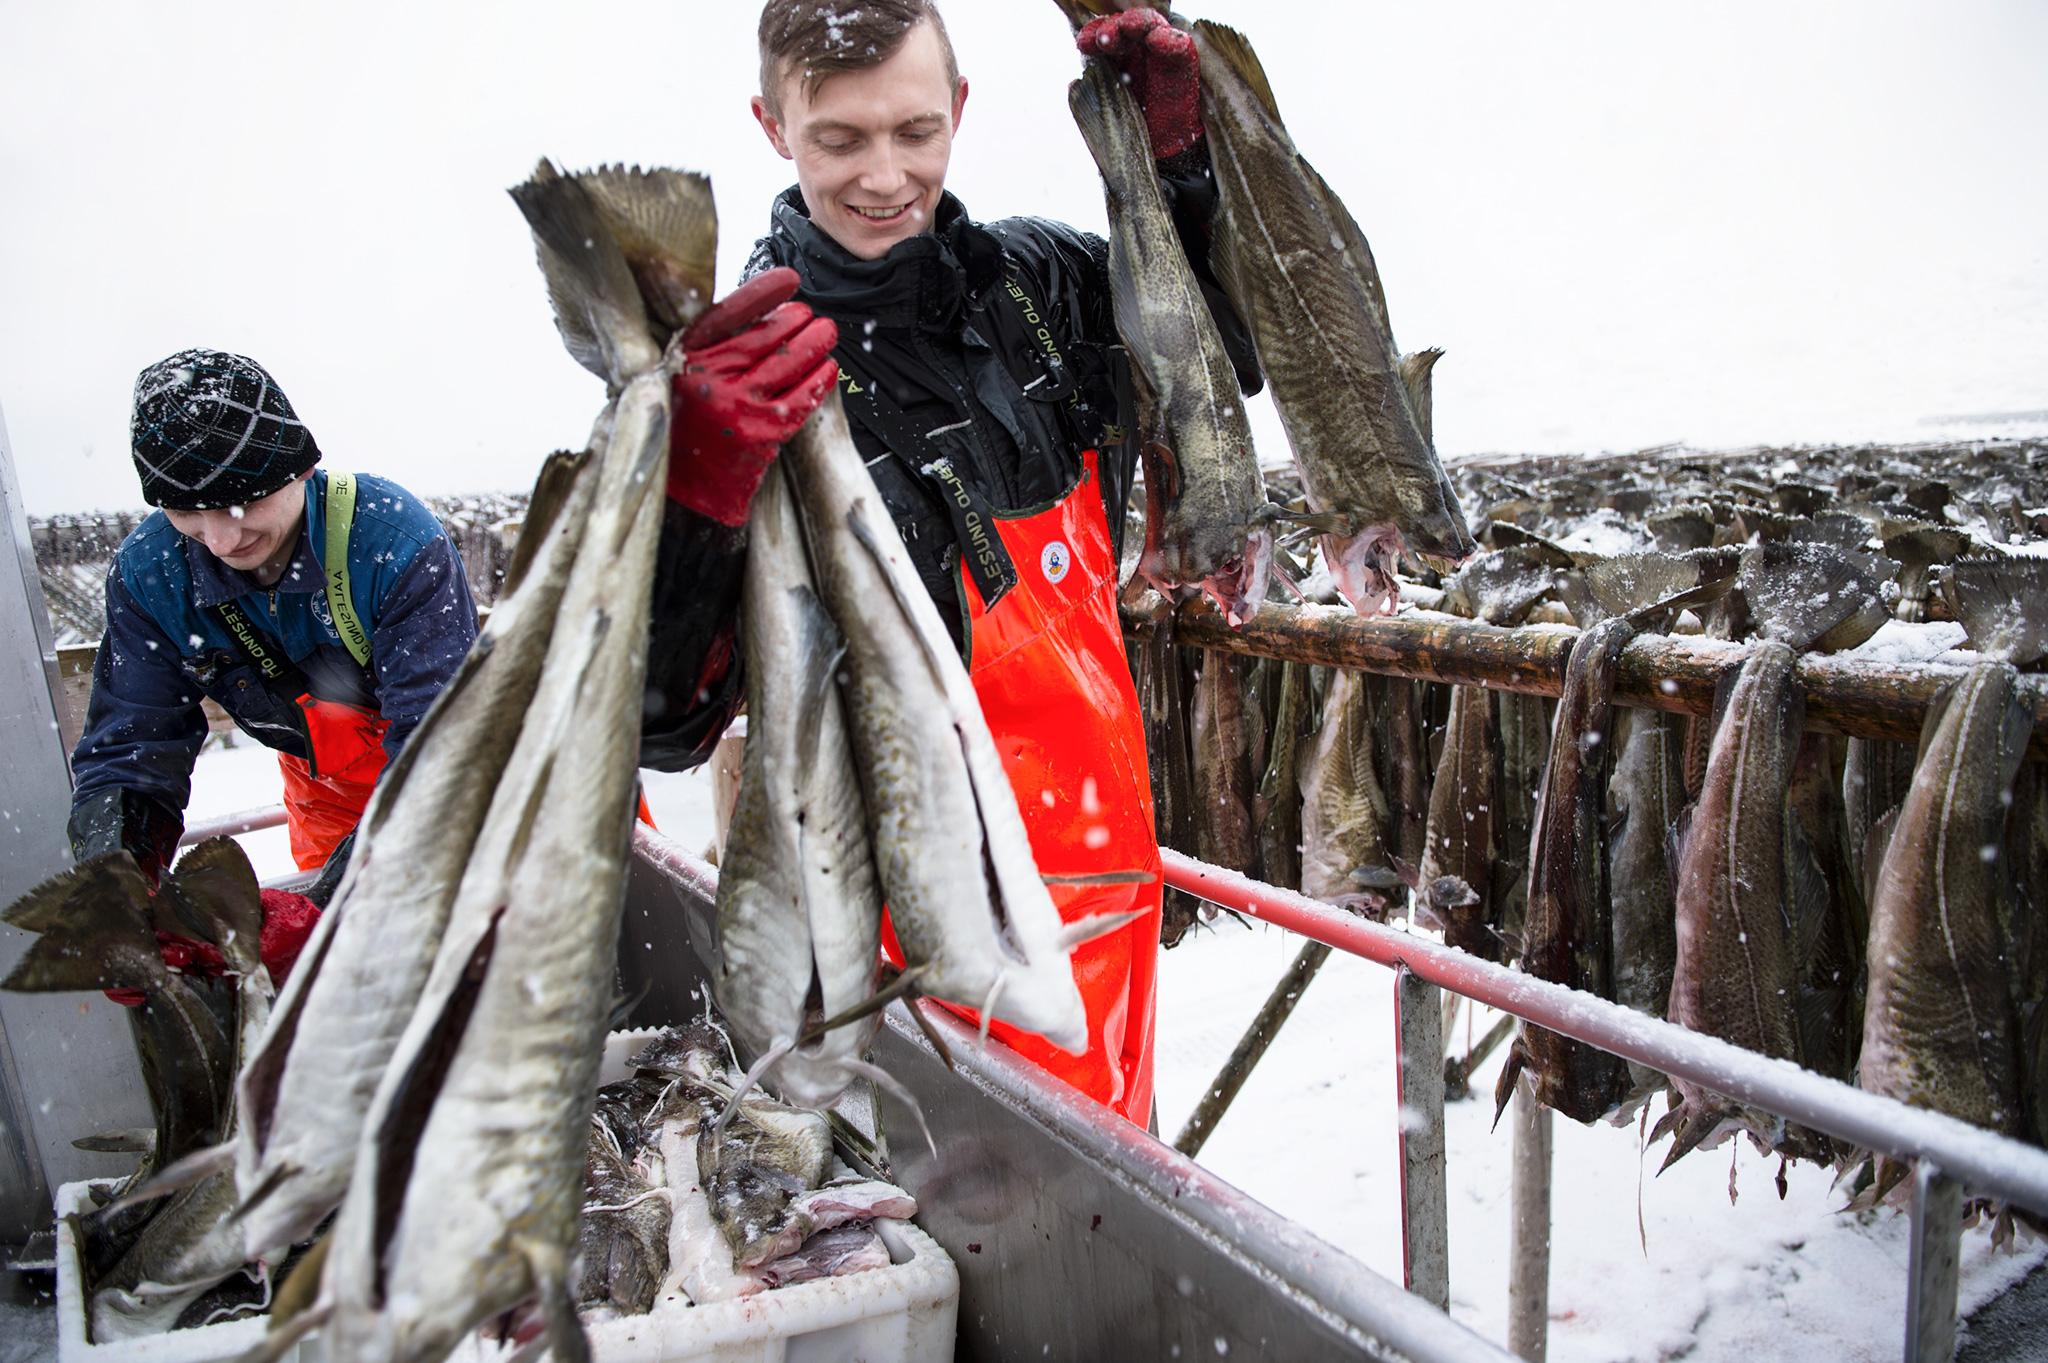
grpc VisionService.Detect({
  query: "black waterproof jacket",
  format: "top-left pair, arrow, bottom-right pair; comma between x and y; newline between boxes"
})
640,163 -> 1258,772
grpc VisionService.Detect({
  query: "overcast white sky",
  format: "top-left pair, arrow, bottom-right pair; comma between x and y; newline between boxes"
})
3,0 -> 2045,514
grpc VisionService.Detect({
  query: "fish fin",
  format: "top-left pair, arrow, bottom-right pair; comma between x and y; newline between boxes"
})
71,1128 -> 155,1156
264,1230 -> 330,1333
797,964 -> 929,1046
227,1161 -> 294,1227
1058,908 -> 1147,952
1042,869 -> 1156,888
508,162 -> 657,390
1736,541 -> 1891,652
503,451 -> 590,596
0,852 -> 149,934
1942,557 -> 2048,666
1654,1102 -> 1728,1174
977,974 -> 1008,1051
712,1039 -> 794,1145
2,856 -> 160,992
1782,818 -> 1832,965
516,1235 -> 592,1363
1490,1037 -> 1526,1129
106,1141 -> 232,1214
905,999 -> 956,1072
1194,22 -> 1282,123
787,580 -> 850,763
845,1058 -> 939,1159
1396,349 -> 1443,446
577,164 -> 718,340
162,837 -> 264,975
1050,0 -> 1117,29
1861,806 -> 1901,909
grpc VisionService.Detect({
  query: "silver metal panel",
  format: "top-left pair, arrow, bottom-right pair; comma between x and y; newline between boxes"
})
870,1003 -> 1515,1363
617,829 -> 1515,1363
0,404 -> 154,1244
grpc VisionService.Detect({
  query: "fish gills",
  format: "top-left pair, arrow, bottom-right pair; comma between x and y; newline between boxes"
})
1494,620 -> 1633,1125
1069,60 -> 1271,625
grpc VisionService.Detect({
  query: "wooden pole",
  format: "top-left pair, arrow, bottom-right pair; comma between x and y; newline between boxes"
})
1396,966 -> 1450,1310
1174,940 -> 1332,1159
1508,1077 -> 1554,1361
1149,598 -> 2048,761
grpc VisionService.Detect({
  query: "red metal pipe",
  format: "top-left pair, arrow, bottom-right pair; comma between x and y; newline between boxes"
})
1159,847 -> 2048,1216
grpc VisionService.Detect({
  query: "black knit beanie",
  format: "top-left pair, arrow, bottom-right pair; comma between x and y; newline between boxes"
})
130,349 -> 322,510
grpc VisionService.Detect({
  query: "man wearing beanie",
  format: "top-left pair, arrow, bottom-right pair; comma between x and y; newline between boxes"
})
68,348 -> 478,888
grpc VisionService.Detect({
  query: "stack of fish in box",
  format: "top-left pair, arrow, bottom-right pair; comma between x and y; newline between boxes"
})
576,1019 -> 917,1320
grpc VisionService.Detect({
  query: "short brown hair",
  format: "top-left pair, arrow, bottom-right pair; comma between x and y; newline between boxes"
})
756,1 -> 959,117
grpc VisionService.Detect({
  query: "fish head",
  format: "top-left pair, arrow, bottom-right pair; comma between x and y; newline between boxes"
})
1322,525 -> 1403,617
1194,525 -> 1274,628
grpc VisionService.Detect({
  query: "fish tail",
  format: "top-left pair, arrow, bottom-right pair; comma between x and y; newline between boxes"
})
2,855 -> 160,993
1652,1100 -> 1727,1174
508,161 -> 653,388
1193,21 -> 1281,122
1490,1037 -> 1527,1129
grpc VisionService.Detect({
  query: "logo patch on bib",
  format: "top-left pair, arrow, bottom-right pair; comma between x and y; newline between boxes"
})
1041,540 -> 1071,585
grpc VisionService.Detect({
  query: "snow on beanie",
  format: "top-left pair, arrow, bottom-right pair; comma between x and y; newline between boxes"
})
130,349 -> 322,509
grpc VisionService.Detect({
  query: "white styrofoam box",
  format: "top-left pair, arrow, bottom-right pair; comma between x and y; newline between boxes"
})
452,1216 -> 958,1363
54,1180 -> 320,1363
436,1029 -> 960,1363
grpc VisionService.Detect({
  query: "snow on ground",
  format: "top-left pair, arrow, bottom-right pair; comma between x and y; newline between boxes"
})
175,744 -> 2046,1361
1151,918 -> 2047,1362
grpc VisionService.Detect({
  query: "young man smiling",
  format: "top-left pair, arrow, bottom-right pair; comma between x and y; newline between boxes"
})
69,348 -> 478,888
641,1 -> 1259,1124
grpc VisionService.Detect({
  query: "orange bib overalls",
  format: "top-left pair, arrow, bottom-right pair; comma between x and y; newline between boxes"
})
882,447 -> 1164,1122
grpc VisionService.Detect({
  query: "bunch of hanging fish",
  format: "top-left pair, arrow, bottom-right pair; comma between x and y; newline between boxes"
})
35,160 -> 708,1363
1058,0 -> 1473,623
1139,430 -> 2048,1194
712,385 -> 1112,1115
3,838 -> 276,1341
575,1018 -> 916,1320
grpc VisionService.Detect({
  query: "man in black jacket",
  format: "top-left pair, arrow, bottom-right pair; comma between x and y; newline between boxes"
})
644,0 -> 1258,1123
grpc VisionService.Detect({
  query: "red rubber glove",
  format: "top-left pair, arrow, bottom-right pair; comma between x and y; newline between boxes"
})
667,267 -> 840,527
1077,9 -> 1203,158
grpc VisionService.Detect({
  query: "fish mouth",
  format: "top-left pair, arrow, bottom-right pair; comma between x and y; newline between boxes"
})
1195,527 -> 1275,629
1323,525 -> 1405,617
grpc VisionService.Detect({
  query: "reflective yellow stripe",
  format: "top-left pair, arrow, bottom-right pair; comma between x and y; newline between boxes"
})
323,472 -> 371,668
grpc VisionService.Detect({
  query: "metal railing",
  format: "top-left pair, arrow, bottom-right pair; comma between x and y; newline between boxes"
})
1162,847 -> 2048,1363
177,804 -> 289,847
